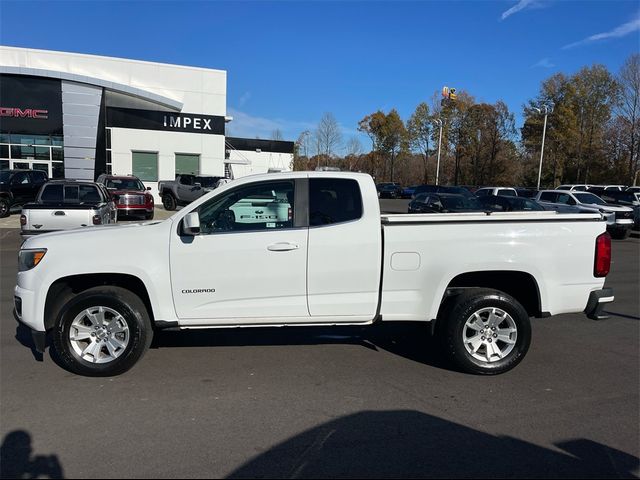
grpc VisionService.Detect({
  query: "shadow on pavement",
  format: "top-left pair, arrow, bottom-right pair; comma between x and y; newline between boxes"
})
226,410 -> 639,479
151,322 -> 452,371
14,323 -> 43,362
0,430 -> 64,479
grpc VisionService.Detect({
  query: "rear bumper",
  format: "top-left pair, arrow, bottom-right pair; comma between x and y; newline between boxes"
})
584,288 -> 614,320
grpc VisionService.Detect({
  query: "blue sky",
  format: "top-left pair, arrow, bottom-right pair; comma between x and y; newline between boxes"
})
1,0 -> 639,148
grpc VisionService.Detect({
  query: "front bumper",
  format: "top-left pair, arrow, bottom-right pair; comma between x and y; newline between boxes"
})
584,288 -> 614,320
116,206 -> 153,216
13,295 -> 46,353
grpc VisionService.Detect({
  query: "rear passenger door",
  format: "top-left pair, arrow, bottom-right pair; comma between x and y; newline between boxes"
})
307,178 -> 381,318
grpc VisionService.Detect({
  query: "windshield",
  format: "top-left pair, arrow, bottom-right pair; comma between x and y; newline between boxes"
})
196,176 -> 219,188
105,178 -> 145,191
0,171 -> 11,183
574,193 -> 605,205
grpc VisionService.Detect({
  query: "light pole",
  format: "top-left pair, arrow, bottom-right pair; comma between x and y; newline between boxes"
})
534,104 -> 553,190
434,118 -> 443,185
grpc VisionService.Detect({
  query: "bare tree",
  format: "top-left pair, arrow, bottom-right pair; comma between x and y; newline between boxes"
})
315,113 -> 343,164
271,129 -> 284,141
618,53 -> 640,183
345,136 -> 362,157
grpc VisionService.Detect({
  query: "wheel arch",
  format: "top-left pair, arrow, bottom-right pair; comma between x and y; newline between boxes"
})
44,273 -> 155,331
436,270 -> 544,322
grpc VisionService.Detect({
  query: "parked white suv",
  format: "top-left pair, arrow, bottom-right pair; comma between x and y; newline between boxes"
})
556,184 -> 592,192
536,190 -> 634,239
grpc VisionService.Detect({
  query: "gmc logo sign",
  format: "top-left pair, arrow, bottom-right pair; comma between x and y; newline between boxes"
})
0,107 -> 49,119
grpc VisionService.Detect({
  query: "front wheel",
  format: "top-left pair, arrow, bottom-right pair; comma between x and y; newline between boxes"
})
0,198 -> 10,218
439,289 -> 531,375
52,286 -> 153,376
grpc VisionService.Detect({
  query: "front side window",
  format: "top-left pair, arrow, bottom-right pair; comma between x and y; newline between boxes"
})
476,189 -> 490,196
309,178 -> 362,226
198,181 -> 294,234
498,189 -> 517,197
132,151 -> 158,182
556,194 -> 575,205
12,172 -> 29,185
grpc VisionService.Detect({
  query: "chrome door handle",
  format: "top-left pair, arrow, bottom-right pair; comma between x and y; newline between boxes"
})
267,242 -> 299,252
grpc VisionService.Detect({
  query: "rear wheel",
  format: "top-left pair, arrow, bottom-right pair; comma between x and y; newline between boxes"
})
162,193 -> 177,211
439,289 -> 531,375
0,198 -> 10,218
145,211 -> 154,220
52,286 -> 153,376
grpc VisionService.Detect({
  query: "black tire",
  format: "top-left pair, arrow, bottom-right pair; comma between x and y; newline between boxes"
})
145,211 -> 154,220
439,288 -> 531,375
51,286 -> 153,377
610,228 -> 630,240
0,197 -> 10,218
162,193 -> 177,211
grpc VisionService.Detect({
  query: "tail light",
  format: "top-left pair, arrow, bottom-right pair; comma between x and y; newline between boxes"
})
594,232 -> 611,277
92,215 -> 102,225
20,214 -> 26,226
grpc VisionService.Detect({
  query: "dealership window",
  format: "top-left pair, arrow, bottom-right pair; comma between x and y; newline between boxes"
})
175,153 -> 200,175
0,133 -> 63,178
132,151 -> 158,182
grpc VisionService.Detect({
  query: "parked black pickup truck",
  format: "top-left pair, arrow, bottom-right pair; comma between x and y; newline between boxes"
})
0,169 -> 49,218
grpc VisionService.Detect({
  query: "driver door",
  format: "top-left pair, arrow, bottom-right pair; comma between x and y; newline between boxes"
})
169,179 -> 309,322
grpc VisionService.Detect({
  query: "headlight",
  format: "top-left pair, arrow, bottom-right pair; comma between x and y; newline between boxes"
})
18,249 -> 47,272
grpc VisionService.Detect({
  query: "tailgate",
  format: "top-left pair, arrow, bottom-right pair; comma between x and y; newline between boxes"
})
23,207 -> 95,231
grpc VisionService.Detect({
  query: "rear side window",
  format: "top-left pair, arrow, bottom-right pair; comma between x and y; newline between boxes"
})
539,192 -> 557,202
310,178 -> 362,226
498,189 -> 517,197
39,184 -> 63,202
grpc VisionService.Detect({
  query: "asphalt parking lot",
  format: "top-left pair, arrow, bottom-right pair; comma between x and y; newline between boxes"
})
0,200 -> 638,479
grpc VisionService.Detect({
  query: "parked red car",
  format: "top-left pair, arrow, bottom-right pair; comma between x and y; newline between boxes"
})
96,174 -> 154,220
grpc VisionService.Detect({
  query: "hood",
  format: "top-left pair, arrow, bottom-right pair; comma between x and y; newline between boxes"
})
22,218 -> 170,249
587,203 -> 634,212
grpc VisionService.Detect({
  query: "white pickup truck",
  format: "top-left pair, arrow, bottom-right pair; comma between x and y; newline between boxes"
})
15,172 -> 614,377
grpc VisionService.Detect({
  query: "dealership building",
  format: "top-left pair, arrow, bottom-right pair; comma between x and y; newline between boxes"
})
0,46 -> 294,199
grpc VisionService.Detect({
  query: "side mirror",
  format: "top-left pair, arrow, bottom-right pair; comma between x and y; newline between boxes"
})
146,186 -> 151,190
182,211 -> 201,236
194,182 -> 202,188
